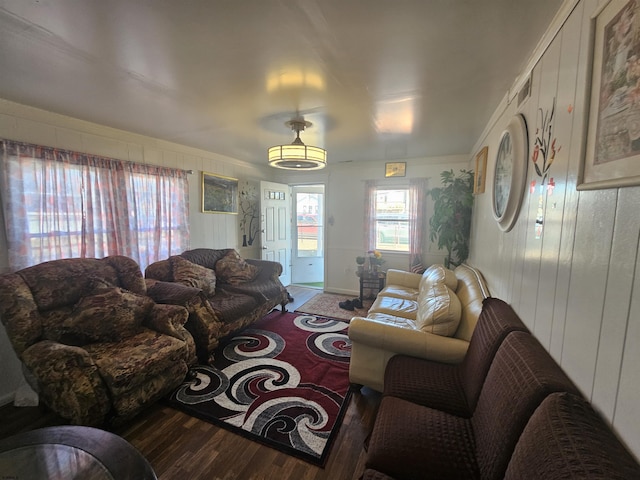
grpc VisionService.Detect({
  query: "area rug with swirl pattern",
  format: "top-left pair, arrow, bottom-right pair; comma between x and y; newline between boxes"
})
166,310 -> 352,466
297,293 -> 373,320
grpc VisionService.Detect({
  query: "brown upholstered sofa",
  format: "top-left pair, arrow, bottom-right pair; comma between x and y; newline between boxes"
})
145,248 -> 289,363
362,298 -> 640,479
0,256 -> 196,427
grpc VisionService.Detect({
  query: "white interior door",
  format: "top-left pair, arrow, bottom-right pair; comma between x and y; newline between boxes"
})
260,181 -> 291,286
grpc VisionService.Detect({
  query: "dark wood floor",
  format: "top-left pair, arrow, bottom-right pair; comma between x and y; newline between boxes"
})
0,286 -> 381,480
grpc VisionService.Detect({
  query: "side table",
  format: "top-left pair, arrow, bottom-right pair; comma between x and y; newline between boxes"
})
357,270 -> 386,303
0,425 -> 157,480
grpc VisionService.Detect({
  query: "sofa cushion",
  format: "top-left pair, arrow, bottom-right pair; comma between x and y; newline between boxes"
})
415,282 -> 462,337
505,392 -> 640,479
453,264 -> 490,341
103,255 -> 147,295
214,250 -> 259,285
182,248 -> 235,270
382,298 -> 530,418
369,296 -> 419,320
62,287 -> 154,343
472,332 -> 580,480
110,359 -> 187,418
170,255 -> 216,297
419,264 -> 458,292
366,396 -> 479,479
366,312 -> 418,329
384,355 -> 469,417
83,329 -> 188,396
207,290 -> 260,323
17,258 -> 121,311
145,258 -> 172,282
146,280 -> 202,306
459,297 -> 529,412
377,284 -> 419,301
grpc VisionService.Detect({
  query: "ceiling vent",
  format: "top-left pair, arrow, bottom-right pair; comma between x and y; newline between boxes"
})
517,76 -> 531,108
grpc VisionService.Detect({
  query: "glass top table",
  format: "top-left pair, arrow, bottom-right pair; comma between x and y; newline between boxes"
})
0,425 -> 156,480
0,444 -> 113,479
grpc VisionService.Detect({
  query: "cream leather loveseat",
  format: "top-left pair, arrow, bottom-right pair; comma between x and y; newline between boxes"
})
348,263 -> 490,392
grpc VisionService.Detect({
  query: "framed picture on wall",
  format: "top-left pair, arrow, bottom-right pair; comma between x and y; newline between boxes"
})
474,146 -> 488,194
385,162 -> 406,177
580,0 -> 640,189
202,172 -> 238,214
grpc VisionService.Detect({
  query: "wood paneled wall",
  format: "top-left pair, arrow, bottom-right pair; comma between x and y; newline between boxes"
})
469,0 -> 640,459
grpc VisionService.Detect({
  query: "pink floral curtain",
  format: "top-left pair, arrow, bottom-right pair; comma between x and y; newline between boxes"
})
409,178 -> 427,272
0,140 -> 189,271
364,180 -> 377,252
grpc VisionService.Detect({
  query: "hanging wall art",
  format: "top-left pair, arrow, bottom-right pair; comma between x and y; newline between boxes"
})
580,0 -> 640,189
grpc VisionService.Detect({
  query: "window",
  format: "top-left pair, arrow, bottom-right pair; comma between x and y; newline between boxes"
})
374,188 -> 410,252
295,192 -> 323,257
1,140 -> 189,271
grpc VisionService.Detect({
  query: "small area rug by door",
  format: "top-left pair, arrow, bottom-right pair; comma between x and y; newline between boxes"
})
297,293 -> 372,321
166,310 -> 352,466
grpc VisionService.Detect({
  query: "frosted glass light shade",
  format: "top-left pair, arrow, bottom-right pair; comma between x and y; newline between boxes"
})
268,144 -> 327,170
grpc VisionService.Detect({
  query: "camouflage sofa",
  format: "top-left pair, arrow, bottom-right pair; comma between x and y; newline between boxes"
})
0,256 -> 196,426
145,248 -> 289,364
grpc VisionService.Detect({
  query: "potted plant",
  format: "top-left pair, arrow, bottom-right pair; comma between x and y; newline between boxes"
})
356,255 -> 366,273
428,169 -> 474,268
368,250 -> 384,272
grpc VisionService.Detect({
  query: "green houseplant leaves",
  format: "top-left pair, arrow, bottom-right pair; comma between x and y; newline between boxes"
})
428,169 -> 474,268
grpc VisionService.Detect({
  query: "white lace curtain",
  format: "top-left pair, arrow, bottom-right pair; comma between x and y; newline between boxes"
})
0,140 -> 190,271
364,180 -> 377,252
409,177 -> 428,271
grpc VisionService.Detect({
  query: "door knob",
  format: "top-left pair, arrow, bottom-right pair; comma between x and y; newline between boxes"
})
262,246 -> 268,250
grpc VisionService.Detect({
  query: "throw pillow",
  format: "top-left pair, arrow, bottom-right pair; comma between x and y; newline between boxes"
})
419,264 -> 458,292
170,255 -> 217,297
62,286 -> 154,343
214,250 -> 259,285
415,282 -> 462,337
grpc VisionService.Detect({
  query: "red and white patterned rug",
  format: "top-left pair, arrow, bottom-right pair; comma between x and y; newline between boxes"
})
166,310 -> 352,466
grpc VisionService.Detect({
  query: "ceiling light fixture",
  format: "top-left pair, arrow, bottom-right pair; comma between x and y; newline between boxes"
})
268,119 -> 327,170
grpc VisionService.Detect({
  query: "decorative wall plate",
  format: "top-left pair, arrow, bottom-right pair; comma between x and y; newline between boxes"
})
492,114 -> 528,232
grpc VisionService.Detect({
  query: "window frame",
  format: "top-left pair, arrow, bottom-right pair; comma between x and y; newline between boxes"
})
373,187 -> 411,253
0,140 -> 189,271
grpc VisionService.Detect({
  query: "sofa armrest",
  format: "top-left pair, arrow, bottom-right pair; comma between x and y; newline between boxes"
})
144,258 -> 172,282
146,304 -> 190,341
246,259 -> 283,281
146,304 -> 197,365
385,269 -> 422,289
21,340 -> 111,425
349,316 -> 469,364
221,283 -> 269,302
146,280 -> 202,306
0,272 -> 42,356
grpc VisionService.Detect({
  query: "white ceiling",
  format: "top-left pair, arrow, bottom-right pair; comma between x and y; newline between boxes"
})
0,1 -> 564,166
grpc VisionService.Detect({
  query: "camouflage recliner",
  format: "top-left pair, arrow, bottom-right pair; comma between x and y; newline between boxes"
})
0,255 -> 196,426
